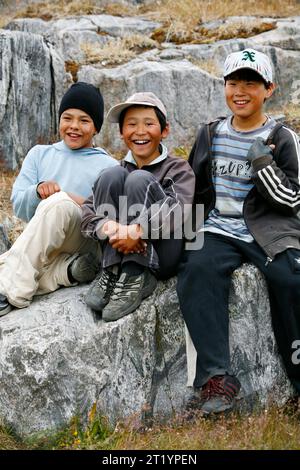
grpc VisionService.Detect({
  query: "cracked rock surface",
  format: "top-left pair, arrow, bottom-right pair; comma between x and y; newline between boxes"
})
0,266 -> 293,436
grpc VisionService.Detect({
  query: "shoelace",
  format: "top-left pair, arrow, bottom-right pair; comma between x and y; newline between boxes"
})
110,275 -> 143,302
104,273 -> 119,300
95,270 -> 118,297
201,376 -> 239,402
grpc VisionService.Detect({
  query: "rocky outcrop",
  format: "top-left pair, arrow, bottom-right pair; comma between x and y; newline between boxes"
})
2,14 -> 299,168
79,58 -> 226,153
0,265 -> 293,436
0,29 -> 66,169
6,15 -> 161,62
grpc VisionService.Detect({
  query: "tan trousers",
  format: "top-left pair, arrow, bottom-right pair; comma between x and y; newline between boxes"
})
0,192 -> 99,308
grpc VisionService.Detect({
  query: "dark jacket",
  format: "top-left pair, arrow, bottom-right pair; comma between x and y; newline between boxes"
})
189,118 -> 300,259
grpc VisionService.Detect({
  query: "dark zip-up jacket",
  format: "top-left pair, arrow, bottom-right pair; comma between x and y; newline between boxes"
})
189,118 -> 300,259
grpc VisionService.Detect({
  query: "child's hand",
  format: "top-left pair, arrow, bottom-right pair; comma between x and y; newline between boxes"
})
37,180 -> 61,199
108,224 -> 147,254
101,220 -> 120,238
247,137 -> 274,161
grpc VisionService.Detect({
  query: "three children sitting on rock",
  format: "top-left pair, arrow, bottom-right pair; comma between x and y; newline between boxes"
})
1,48 -> 300,418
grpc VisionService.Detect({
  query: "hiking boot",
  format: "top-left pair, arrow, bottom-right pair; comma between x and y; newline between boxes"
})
0,294 -> 12,317
199,374 -> 241,416
85,268 -> 119,312
102,269 -> 157,322
68,253 -> 100,284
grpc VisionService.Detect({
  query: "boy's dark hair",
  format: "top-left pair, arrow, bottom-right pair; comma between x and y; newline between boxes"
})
119,105 -> 167,133
224,69 -> 272,90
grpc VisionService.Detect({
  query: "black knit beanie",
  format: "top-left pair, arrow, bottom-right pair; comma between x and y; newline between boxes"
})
58,82 -> 104,133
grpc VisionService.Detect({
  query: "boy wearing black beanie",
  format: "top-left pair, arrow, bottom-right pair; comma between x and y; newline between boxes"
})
59,82 -> 104,133
0,82 -> 118,316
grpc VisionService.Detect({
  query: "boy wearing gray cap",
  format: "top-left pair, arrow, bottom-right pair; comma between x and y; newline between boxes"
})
81,92 -> 195,322
0,82 -> 118,316
177,48 -> 300,416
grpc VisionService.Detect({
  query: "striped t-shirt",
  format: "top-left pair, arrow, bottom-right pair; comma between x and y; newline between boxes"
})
204,116 -> 277,242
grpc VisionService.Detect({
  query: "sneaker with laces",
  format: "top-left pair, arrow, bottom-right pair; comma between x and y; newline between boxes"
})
199,374 -> 241,416
102,269 -> 157,322
69,252 -> 100,284
85,268 -> 119,312
0,294 -> 12,317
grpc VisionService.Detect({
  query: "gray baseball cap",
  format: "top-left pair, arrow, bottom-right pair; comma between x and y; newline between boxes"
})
107,92 -> 167,122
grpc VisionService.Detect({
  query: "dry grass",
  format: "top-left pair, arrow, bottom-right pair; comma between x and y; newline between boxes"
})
16,402 -> 300,450
151,17 -> 277,45
8,0 -> 137,22
81,34 -> 159,67
144,0 -> 299,44
1,0 -> 299,31
282,104 -> 300,134
0,419 -> 25,450
144,0 -> 300,24
0,170 -> 16,216
1,402 -> 300,450
0,170 -> 25,244
269,103 -> 300,134
107,407 -> 300,450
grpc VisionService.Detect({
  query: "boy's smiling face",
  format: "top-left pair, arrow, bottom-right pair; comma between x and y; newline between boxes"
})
59,108 -> 96,149
225,77 -> 275,128
121,106 -> 169,167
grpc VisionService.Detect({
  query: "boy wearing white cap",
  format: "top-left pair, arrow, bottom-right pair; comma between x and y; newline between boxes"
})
81,92 -> 195,322
177,48 -> 300,416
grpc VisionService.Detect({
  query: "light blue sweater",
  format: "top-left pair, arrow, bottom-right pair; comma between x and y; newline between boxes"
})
11,140 -> 119,222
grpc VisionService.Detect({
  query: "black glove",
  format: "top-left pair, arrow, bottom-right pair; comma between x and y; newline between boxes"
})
247,137 -> 273,161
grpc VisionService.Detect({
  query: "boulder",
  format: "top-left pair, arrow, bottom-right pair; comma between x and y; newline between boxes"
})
0,264 -> 293,436
0,30 -> 66,169
246,16 -> 300,51
78,58 -> 227,153
5,15 -> 161,63
0,224 -> 11,254
3,15 -> 300,161
77,31 -> 300,154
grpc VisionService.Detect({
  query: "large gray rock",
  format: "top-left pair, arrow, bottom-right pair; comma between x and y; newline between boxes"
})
77,24 -> 299,154
0,30 -> 66,169
247,16 -> 300,51
6,15 -> 161,63
3,15 -> 300,162
0,264 -> 293,436
78,59 -> 227,153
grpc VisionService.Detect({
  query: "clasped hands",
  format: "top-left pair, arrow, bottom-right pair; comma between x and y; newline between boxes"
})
101,220 -> 147,255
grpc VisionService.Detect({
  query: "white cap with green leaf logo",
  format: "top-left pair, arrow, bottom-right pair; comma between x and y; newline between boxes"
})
223,48 -> 273,83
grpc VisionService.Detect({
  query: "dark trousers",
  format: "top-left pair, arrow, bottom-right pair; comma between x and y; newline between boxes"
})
177,232 -> 300,393
93,165 -> 183,280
